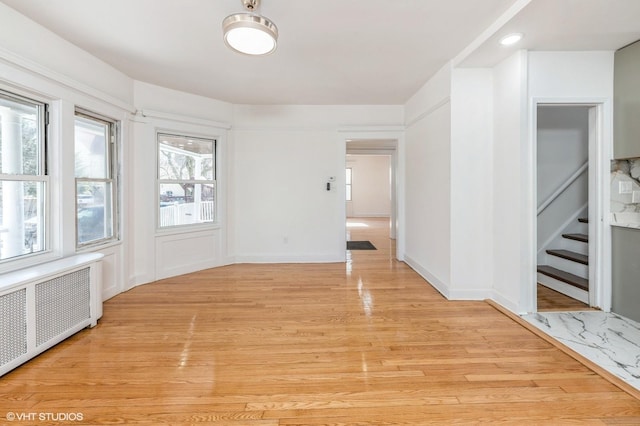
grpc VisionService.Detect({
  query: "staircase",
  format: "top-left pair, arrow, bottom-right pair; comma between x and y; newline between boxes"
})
537,217 -> 589,303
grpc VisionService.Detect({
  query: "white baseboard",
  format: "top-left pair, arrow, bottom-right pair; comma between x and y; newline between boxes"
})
403,254 -> 450,299
490,290 -> 525,315
234,254 -> 345,264
448,288 -> 493,300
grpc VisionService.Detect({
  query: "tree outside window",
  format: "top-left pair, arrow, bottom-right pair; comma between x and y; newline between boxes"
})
158,134 -> 216,228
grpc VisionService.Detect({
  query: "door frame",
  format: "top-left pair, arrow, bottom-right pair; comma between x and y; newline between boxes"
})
338,128 -> 405,261
528,98 -> 612,313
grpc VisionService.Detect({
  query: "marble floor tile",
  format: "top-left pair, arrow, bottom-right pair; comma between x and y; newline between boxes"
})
523,311 -> 640,390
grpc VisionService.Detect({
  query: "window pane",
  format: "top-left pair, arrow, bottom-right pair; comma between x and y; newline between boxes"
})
0,180 -> 45,260
159,183 -> 214,227
158,134 -> 214,180
346,168 -> 352,184
346,185 -> 352,201
75,116 -> 108,178
0,95 -> 41,175
77,181 -> 113,244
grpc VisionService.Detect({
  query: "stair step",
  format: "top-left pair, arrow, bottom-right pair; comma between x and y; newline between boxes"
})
578,217 -> 589,223
537,265 -> 589,291
546,249 -> 588,265
563,233 -> 588,243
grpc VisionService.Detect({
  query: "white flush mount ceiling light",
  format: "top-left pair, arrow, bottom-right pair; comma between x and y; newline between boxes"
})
499,33 -> 523,46
223,0 -> 278,55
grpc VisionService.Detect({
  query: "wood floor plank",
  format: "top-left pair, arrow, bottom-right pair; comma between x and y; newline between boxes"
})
0,217 -> 638,424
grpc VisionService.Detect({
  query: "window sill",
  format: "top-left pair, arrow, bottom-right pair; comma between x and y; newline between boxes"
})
76,239 -> 123,254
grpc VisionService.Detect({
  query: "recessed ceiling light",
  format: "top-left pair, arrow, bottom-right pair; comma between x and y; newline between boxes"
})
499,33 -> 523,46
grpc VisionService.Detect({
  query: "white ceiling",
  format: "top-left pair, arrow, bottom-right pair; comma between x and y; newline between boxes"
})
1,0 -> 639,105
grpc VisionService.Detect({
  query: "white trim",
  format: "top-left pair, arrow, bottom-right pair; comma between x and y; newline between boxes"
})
347,214 -> 390,218
519,51 -> 535,314
449,288 -> 493,300
233,254 -> 345,264
338,125 -> 405,133
403,254 -> 450,299
0,46 -> 135,113
154,229 -> 223,279
403,97 -> 450,128
590,103 -> 612,311
339,128 -> 405,261
530,98 -> 612,313
537,162 -> 588,215
490,290 -> 525,315
140,109 -> 231,130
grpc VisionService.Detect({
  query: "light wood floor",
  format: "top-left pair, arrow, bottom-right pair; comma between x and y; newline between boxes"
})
537,283 -> 594,312
1,217 -> 639,424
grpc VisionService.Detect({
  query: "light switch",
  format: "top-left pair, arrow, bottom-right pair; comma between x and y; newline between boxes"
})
619,181 -> 633,194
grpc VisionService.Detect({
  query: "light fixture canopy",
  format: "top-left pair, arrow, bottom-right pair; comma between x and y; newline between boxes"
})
223,0 -> 278,56
499,33 -> 523,46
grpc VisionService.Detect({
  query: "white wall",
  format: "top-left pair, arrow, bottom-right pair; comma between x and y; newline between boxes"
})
131,82 -> 233,284
346,155 -> 391,217
449,68 -> 494,298
528,52 -> 614,100
0,2 -> 618,315
536,105 -> 589,257
0,2 -> 134,301
527,51 -> 614,312
134,81 -> 233,124
491,50 -> 529,312
403,64 -> 452,295
0,3 -> 133,107
0,3 -> 406,297
232,105 -> 403,263
537,106 -> 589,203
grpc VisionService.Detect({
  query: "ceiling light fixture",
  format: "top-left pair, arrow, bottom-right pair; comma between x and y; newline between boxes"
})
499,33 -> 523,46
222,0 -> 278,56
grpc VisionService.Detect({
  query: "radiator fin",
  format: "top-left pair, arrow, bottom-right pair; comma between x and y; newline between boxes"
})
35,268 -> 91,347
0,289 -> 28,366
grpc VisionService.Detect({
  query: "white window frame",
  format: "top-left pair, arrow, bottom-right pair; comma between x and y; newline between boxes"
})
74,109 -> 119,249
0,89 -> 49,264
157,132 -> 217,230
346,167 -> 353,201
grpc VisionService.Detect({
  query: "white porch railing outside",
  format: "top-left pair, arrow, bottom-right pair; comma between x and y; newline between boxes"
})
160,201 -> 214,227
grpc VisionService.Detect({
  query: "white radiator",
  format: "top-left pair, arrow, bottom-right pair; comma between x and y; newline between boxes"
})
0,253 -> 103,376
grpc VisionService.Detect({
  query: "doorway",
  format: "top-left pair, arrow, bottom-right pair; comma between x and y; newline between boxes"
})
534,103 -> 607,312
345,139 -> 399,258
